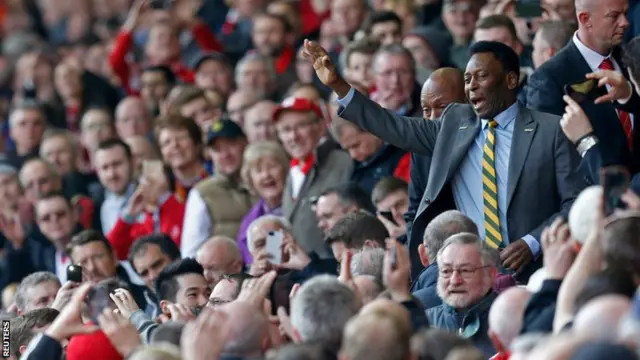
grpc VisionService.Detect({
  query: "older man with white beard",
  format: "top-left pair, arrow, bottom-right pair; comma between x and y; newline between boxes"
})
427,233 -> 499,358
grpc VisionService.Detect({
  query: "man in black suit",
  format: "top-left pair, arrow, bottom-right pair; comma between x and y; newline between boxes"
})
303,39 -> 585,281
527,0 -> 640,179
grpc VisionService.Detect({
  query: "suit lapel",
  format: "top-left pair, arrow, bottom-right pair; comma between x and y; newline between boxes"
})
506,107 -> 537,210
283,177 -> 295,218
444,116 -> 481,182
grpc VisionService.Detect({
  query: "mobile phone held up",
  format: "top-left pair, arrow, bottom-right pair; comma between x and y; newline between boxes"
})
379,211 -> 397,225
266,230 -> 284,265
601,166 -> 630,216
564,79 -> 598,103
67,264 -> 83,283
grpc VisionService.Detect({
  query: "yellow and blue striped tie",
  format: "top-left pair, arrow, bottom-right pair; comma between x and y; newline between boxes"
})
482,120 -> 503,249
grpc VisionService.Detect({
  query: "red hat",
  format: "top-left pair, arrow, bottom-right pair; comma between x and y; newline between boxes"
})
66,329 -> 123,360
273,97 -> 324,122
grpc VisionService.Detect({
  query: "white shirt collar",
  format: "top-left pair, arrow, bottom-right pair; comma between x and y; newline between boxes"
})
572,32 -> 612,72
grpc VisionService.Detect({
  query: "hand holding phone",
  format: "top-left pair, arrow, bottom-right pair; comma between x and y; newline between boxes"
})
601,166 -> 630,215
564,79 -> 597,103
85,287 -> 111,324
379,211 -> 397,225
266,231 -> 284,265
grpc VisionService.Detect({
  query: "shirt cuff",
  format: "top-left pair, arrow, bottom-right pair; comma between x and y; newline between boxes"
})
522,234 -> 541,257
617,83 -> 633,104
335,87 -> 355,108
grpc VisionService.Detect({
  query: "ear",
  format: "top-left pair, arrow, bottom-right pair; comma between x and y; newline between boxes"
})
19,344 -> 27,355
159,300 -> 171,315
577,11 -> 590,27
546,47 -> 557,59
232,259 -> 244,273
488,329 -> 505,353
418,244 -> 429,267
507,71 -> 519,90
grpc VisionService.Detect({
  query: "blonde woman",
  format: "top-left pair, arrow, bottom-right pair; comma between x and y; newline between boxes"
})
237,141 -> 289,264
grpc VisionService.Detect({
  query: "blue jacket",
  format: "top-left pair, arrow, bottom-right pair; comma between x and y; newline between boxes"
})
410,263 -> 442,309
351,143 -> 408,194
426,292 -> 497,358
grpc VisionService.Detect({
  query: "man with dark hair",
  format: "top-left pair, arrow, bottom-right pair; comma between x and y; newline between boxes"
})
9,308 -> 59,359
305,39 -> 583,281
371,177 -> 410,239
68,229 -> 148,309
154,258 -> 210,316
340,37 -> 380,92
93,139 -> 136,235
313,182 -> 375,235
363,11 -> 403,46
140,65 -> 177,116
193,53 -> 234,99
531,21 -> 577,69
325,212 -> 388,262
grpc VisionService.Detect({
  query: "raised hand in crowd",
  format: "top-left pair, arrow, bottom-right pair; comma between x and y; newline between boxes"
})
280,233 -> 311,271
181,307 -> 231,360
561,95 -> 594,144
383,239 -> 412,303
97,308 -> 142,357
249,251 -> 276,277
110,288 -> 141,318
51,281 -> 80,311
236,270 -> 277,309
541,217 -> 576,280
377,213 -> 407,239
45,283 -> 99,342
168,303 -> 198,322
277,283 -> 300,343
122,0 -> 149,31
586,70 -> 634,104
301,39 -> 352,98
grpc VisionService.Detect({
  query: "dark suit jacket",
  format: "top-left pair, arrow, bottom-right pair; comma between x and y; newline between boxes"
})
527,40 -> 640,174
406,153 -> 432,244
338,90 -> 585,281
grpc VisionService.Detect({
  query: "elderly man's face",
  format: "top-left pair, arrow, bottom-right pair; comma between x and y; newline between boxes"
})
40,135 -> 75,176
196,243 -> 242,286
238,60 -> 272,97
437,243 -> 495,309
21,161 -> 60,205
275,111 -> 323,160
373,53 -> 415,111
249,221 -> 286,256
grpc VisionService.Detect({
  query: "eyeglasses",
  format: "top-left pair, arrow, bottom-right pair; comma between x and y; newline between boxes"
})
439,265 -> 491,279
276,121 -> 316,136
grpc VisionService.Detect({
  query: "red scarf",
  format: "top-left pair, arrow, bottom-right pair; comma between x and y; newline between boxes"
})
290,154 -> 315,175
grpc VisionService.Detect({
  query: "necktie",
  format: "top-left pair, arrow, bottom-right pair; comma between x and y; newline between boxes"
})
599,58 -> 633,150
482,120 -> 503,249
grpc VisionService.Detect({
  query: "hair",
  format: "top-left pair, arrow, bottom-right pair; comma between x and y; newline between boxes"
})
274,343 -> 338,360
143,65 -> 177,87
222,302 -> 269,356
423,210 -> 479,264
410,328 -> 473,360
199,236 -> 243,264
80,107 -> 114,128
246,215 -> 293,254
371,176 -> 408,205
36,190 -> 72,209
209,273 -> 255,305
437,233 -> 500,267
14,272 -> 60,311
240,141 -> 290,195
96,138 -> 133,160
468,41 -> 520,79
320,182 -> 376,213
40,128 -> 79,156
602,214 -> 640,277
325,212 -> 388,247
9,99 -> 45,128
10,308 -> 59,357
444,347 -> 485,360
155,258 -> 204,302
291,275 -> 359,349
372,43 -> 416,74
285,82 -> 322,100
329,116 -> 362,141
623,36 -> 640,85
363,10 -> 403,35
475,14 -> 518,42
128,233 -> 182,274
154,113 -> 203,147
573,267 -> 637,314
150,321 -> 186,347
165,85 -> 207,114
19,157 -> 60,187
537,20 -> 577,50
235,52 -> 277,84
129,343 -> 183,360
350,247 -> 386,284
253,11 -> 293,33
340,37 -> 380,70
341,313 -> 410,360
68,229 -> 113,256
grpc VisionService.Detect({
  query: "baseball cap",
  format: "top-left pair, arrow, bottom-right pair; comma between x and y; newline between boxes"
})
206,119 -> 246,146
192,52 -> 231,72
273,97 -> 324,122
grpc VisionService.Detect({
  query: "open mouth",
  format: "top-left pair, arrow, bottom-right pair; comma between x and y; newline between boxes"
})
260,179 -> 277,190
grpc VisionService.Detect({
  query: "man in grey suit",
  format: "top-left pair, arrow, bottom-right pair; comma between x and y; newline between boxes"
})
302,39 -> 585,281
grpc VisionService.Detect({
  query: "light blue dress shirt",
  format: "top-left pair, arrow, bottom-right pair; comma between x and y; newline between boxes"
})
337,89 -> 540,256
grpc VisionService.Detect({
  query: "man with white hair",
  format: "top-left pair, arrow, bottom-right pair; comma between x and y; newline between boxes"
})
235,53 -> 278,100
218,301 -> 271,358
488,287 -> 532,359
290,274 -> 360,349
427,233 -> 499,358
243,101 -> 278,143
195,235 -> 245,286
574,294 -> 631,340
568,186 -> 603,246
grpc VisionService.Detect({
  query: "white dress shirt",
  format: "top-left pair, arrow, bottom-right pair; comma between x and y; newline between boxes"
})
289,166 -> 306,199
100,183 -> 136,234
180,189 -> 212,258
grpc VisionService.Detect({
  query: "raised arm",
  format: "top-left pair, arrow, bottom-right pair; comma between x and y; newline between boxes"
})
301,39 -> 440,156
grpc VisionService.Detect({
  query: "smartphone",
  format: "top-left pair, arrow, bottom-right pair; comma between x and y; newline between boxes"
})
379,211 -> 397,225
150,0 -> 172,9
142,160 -> 165,180
67,264 -> 83,283
390,245 -> 397,270
601,166 -> 630,215
515,0 -> 543,18
266,230 -> 284,265
85,287 -> 111,324
563,79 -> 597,103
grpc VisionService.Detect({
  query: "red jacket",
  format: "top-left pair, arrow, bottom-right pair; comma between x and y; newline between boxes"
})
107,194 -> 185,260
108,23 -> 223,94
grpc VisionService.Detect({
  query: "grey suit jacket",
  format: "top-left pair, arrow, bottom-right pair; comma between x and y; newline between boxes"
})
338,90 -> 586,280
283,140 -> 353,259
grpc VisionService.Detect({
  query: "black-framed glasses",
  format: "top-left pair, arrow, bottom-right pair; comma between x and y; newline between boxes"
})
439,265 -> 491,279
